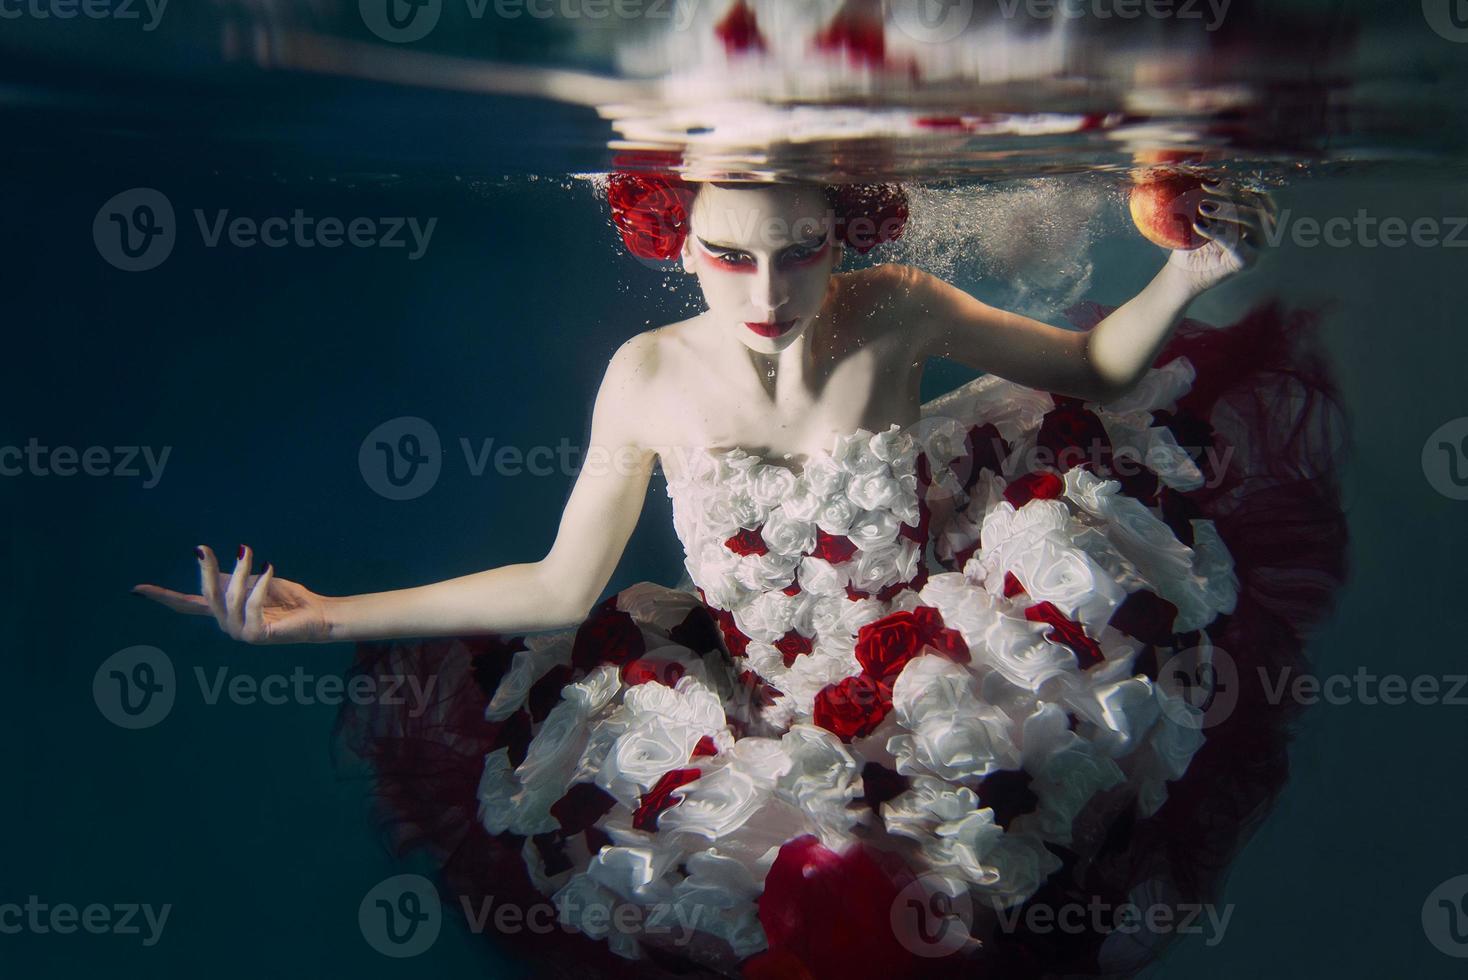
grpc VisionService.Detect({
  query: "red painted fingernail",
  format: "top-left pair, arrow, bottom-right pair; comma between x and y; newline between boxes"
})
237,544 -> 246,561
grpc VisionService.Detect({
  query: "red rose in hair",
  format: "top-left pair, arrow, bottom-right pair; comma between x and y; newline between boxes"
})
825,183 -> 909,254
813,674 -> 892,742
606,172 -> 695,261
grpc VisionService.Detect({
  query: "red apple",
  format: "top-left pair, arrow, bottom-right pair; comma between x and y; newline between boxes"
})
1128,171 -> 1211,250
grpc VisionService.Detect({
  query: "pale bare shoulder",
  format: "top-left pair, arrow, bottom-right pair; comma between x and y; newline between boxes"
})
595,317 -> 697,451
829,263 -> 937,349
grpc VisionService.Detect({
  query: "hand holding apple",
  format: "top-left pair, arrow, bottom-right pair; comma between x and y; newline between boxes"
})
1130,171 -> 1279,294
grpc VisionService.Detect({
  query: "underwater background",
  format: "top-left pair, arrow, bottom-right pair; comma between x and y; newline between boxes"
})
4,1 -> 1468,977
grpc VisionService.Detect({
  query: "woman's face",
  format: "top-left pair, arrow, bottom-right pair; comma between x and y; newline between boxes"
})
681,183 -> 842,355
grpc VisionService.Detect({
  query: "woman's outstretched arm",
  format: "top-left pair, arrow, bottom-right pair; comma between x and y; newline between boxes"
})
897,178 -> 1275,401
133,335 -> 659,644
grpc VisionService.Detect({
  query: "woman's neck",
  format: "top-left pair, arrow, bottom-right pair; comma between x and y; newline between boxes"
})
726,277 -> 839,406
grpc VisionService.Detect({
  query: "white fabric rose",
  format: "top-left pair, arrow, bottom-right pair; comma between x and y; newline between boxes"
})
780,482 -> 822,521
813,496 -> 857,536
797,555 -> 848,597
734,551 -> 799,593
802,455 -> 847,498
848,508 -> 901,551
846,470 -> 903,512
749,464 -> 798,507
760,508 -> 817,557
727,490 -> 765,530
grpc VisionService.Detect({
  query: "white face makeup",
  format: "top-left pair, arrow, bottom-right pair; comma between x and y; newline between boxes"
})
680,183 -> 843,355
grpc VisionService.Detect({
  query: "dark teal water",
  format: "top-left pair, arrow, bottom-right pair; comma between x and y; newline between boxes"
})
5,4 -> 1468,976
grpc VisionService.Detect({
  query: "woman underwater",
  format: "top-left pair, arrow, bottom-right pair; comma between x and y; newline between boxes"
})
135,174 -> 1348,978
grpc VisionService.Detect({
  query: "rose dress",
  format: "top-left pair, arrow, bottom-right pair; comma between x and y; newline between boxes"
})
337,299 -> 1348,979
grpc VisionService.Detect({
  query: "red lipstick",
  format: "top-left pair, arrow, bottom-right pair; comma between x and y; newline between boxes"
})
745,319 -> 796,337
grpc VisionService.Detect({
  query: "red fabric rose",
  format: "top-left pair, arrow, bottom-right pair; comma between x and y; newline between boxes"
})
606,172 -> 695,261
813,674 -> 892,742
775,629 -> 814,668
810,528 -> 857,563
726,525 -> 769,556
1038,397 -> 1114,474
854,610 -> 925,681
620,658 -> 687,688
570,596 -> 646,672
631,767 -> 702,832
1025,600 -> 1105,669
856,606 -> 970,684
962,422 -> 1010,490
749,834 -> 918,980
714,0 -> 765,54
737,669 -> 782,710
707,605 -> 751,658
1003,571 -> 1027,598
1003,469 -> 1065,507
812,10 -> 886,64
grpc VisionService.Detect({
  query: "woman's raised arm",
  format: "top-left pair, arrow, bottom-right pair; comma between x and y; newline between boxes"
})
896,178 -> 1273,401
132,335 -> 659,644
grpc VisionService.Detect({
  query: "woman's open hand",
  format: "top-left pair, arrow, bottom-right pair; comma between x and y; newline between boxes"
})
132,544 -> 332,644
1166,178 -> 1278,294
